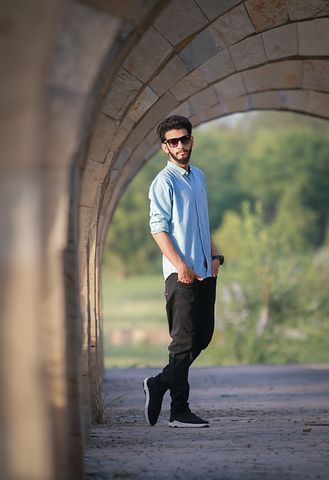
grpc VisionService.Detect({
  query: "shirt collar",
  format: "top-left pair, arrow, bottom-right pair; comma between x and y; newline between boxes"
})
166,160 -> 191,176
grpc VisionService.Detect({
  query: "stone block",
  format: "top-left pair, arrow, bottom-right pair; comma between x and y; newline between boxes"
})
150,57 -> 188,96
170,69 -> 208,101
199,49 -> 236,83
170,101 -> 193,119
230,34 -> 266,70
196,102 -> 230,122
126,87 -> 158,123
125,119 -> 150,151
47,89 -> 86,167
245,0 -> 289,32
136,91 -> 179,134
88,114 -> 118,164
227,94 -> 250,113
288,0 -> 329,21
243,60 -> 303,93
50,1 -> 119,94
306,90 -> 329,119
242,64 -> 275,93
126,143 -> 149,173
272,60 -> 303,89
188,86 -> 218,114
99,182 -> 115,220
110,173 -> 129,208
263,23 -> 298,60
80,160 -> 106,208
279,89 -> 309,112
124,27 -> 172,82
111,147 -> 132,171
303,60 -> 329,93
190,112 -> 209,126
144,129 -> 159,150
210,4 -> 255,47
79,205 -> 93,246
195,0 -> 241,21
102,68 -> 142,120
298,18 -> 329,56
109,117 -> 135,153
154,0 -> 208,46
214,73 -> 245,100
122,165 -> 135,190
109,169 -> 120,185
104,150 -> 115,170
251,90 -> 281,109
178,29 -> 222,71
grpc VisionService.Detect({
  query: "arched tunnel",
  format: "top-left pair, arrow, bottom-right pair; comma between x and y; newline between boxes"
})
1,1 -> 329,479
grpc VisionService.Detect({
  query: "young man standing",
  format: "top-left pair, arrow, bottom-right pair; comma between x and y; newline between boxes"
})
144,115 -> 224,428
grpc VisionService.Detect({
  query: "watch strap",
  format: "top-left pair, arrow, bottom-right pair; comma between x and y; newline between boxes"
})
212,254 -> 224,265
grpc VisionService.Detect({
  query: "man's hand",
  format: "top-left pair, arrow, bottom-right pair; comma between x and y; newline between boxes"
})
211,258 -> 220,278
178,264 -> 203,284
152,232 -> 203,284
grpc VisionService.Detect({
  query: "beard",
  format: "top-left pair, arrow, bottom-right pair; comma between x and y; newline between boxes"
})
169,146 -> 192,165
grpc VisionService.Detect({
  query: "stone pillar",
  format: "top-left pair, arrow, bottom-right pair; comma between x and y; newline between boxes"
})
0,1 -> 64,479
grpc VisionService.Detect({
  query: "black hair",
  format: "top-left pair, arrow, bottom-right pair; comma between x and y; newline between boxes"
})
157,115 -> 192,143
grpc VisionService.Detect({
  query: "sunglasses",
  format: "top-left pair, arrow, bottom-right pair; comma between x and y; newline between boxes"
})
163,135 -> 191,148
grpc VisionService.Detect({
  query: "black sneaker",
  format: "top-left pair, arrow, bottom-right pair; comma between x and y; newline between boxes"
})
168,411 -> 209,428
143,377 -> 165,426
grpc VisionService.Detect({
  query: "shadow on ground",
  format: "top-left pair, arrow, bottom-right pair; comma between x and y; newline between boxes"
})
84,365 -> 329,479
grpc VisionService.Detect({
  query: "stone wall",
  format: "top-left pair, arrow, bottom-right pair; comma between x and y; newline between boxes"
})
0,0 -> 328,478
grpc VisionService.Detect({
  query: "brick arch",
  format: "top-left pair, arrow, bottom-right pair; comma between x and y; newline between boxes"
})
1,1 -> 329,479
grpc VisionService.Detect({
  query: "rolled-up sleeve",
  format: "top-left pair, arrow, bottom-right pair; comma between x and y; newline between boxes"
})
149,175 -> 172,235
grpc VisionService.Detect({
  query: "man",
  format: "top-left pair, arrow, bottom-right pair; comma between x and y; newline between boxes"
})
143,115 -> 224,428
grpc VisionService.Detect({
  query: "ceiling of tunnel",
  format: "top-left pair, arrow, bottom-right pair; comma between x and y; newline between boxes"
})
76,0 -> 329,256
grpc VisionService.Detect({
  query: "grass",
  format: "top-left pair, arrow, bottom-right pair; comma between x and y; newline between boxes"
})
103,272 -> 166,329
102,273 -> 168,367
102,271 -> 221,368
102,270 -> 329,368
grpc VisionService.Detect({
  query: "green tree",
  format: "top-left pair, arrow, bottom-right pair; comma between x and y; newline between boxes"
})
212,203 -> 329,364
192,128 -> 250,229
238,127 -> 329,245
103,152 -> 164,276
103,112 -> 329,276
213,203 -> 282,363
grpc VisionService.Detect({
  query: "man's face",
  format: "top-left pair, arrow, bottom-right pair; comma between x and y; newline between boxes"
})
161,128 -> 194,167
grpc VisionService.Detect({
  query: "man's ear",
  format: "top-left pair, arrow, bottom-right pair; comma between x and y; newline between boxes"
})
191,135 -> 194,147
161,143 -> 169,154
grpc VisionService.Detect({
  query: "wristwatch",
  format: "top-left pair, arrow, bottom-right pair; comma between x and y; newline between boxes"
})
212,254 -> 224,265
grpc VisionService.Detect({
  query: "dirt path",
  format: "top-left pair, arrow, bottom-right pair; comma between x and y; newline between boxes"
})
84,365 -> 329,479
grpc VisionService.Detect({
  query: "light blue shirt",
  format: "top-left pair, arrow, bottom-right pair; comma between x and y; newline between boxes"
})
149,161 -> 212,280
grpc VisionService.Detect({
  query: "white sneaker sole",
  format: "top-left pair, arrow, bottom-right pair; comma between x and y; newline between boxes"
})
168,420 -> 209,428
143,378 -> 152,426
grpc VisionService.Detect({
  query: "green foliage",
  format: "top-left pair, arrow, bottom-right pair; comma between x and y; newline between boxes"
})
192,127 -> 250,229
103,111 -> 329,275
103,154 -> 164,276
102,111 -> 329,365
238,125 -> 329,244
102,273 -> 169,367
212,204 -> 329,364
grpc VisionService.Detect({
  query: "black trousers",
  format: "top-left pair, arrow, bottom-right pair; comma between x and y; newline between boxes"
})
156,273 -> 217,414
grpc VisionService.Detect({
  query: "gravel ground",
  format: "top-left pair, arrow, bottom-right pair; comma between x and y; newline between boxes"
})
84,365 -> 329,479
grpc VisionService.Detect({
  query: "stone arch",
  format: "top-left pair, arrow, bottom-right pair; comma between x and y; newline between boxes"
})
1,1 -> 329,479
77,0 -> 329,441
